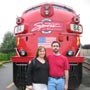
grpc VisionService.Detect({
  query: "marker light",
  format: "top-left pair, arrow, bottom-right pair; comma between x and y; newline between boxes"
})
74,15 -> 80,23
16,17 -> 23,24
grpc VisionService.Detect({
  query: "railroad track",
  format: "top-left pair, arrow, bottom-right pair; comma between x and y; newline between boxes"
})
83,57 -> 90,71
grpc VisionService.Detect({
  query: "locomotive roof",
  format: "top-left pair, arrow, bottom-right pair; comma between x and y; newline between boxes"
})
23,3 -> 76,14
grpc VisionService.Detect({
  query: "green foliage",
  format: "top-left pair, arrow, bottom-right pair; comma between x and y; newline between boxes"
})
0,53 -> 9,61
0,31 -> 16,61
0,31 -> 16,53
0,52 -> 15,61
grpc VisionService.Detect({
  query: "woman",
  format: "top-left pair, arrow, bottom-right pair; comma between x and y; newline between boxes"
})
26,46 -> 48,90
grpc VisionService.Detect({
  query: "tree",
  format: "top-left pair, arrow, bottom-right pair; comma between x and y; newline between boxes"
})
81,44 -> 90,49
0,31 -> 16,53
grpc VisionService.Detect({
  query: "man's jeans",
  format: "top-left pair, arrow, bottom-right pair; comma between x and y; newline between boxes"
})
48,77 -> 65,90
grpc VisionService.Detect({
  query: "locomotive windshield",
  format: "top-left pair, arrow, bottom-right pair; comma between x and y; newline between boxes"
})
53,5 -> 74,13
24,6 -> 41,13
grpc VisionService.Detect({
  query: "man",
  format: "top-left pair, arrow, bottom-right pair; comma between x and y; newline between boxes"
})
48,41 -> 70,90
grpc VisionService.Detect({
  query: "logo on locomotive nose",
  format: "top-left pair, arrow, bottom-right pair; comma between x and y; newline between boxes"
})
31,22 -> 63,32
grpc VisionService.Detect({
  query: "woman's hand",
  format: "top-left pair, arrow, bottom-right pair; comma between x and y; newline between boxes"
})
26,85 -> 33,90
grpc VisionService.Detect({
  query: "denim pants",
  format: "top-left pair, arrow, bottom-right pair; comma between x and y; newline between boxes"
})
48,77 -> 65,90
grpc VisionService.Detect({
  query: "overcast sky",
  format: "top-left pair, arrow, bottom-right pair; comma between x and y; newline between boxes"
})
0,0 -> 90,45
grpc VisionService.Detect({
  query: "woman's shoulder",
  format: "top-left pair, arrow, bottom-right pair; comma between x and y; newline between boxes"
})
28,58 -> 37,65
31,58 -> 37,65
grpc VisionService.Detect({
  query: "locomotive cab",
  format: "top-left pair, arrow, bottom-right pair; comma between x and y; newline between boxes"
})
12,3 -> 84,90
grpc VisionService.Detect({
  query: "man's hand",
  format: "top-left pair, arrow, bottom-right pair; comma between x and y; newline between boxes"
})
64,70 -> 69,90
64,84 -> 68,90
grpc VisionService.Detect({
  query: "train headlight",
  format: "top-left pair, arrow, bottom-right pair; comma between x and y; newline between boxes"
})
66,50 -> 74,56
41,4 -> 54,17
14,25 -> 24,34
19,50 -> 27,56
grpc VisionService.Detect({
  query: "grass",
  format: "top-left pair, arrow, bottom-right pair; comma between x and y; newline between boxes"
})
0,52 -> 15,67
0,60 -> 10,67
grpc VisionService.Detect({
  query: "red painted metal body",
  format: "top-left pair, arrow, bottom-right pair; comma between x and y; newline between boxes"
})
12,56 -> 84,63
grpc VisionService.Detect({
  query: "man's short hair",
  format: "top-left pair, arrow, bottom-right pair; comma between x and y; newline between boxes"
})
51,41 -> 60,47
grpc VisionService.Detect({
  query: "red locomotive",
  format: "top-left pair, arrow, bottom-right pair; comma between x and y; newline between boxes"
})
12,3 -> 84,90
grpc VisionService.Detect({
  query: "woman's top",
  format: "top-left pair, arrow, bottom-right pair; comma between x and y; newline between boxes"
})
26,58 -> 49,85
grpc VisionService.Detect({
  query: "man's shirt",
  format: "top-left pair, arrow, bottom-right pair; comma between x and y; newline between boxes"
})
47,54 -> 70,77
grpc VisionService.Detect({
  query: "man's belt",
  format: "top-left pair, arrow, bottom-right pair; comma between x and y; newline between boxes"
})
50,76 -> 65,79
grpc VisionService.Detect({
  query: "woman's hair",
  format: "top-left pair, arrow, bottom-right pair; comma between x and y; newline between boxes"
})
35,46 -> 47,60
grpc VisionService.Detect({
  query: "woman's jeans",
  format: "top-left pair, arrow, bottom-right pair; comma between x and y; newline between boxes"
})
48,77 -> 65,90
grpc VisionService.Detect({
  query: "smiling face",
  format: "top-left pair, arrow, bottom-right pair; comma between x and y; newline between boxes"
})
51,41 -> 60,54
38,48 -> 46,58
35,46 -> 46,59
52,43 -> 60,54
